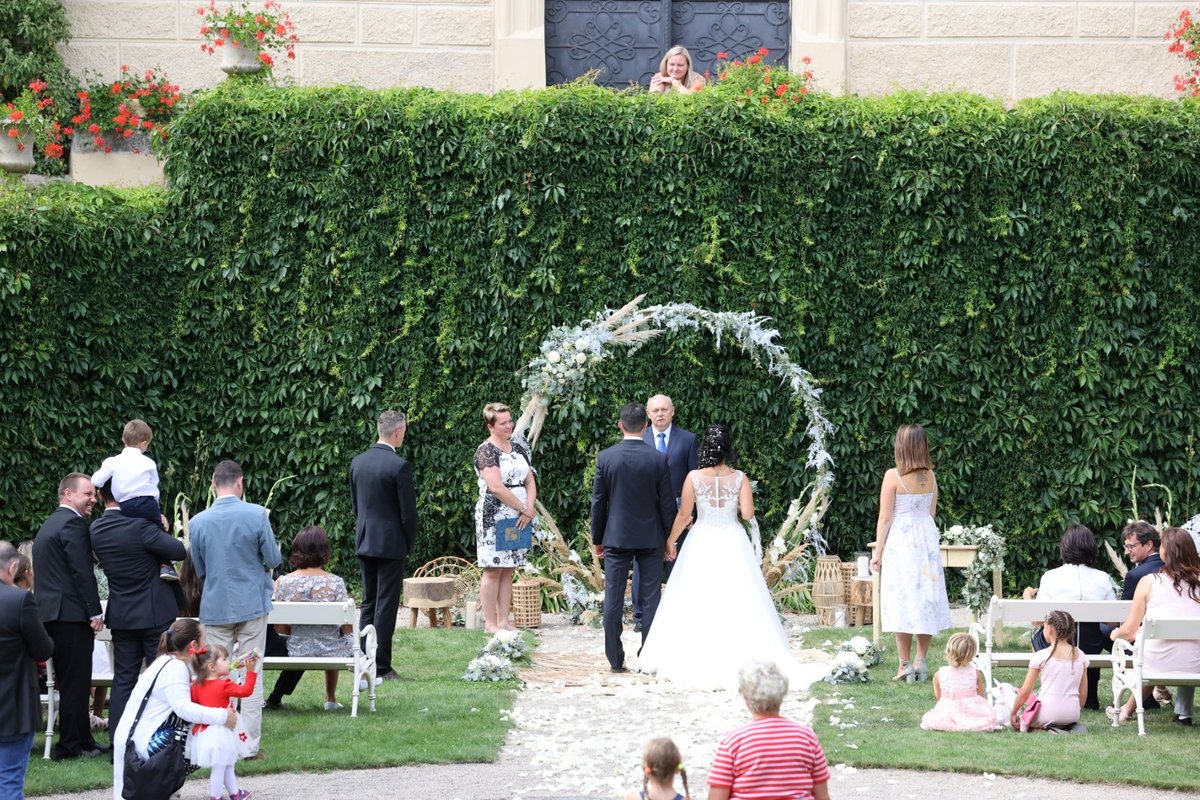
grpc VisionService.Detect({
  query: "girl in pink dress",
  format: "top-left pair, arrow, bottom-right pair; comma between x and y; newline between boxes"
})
921,633 -> 1000,731
1010,610 -> 1088,731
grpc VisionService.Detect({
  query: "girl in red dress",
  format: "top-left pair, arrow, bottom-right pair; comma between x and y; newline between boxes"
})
187,644 -> 258,800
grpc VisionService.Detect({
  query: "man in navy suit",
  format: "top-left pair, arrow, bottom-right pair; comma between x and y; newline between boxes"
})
591,403 -> 676,672
350,410 -> 419,682
33,473 -> 104,760
631,394 -> 698,630
90,482 -> 186,735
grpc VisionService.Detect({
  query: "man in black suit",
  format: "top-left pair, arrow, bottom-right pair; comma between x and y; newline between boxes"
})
349,410 -> 419,681
633,393 -> 699,630
90,483 -> 186,735
0,541 -> 54,795
33,473 -> 104,760
591,403 -> 676,672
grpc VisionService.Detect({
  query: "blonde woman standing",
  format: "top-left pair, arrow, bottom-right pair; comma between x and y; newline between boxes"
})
473,403 -> 537,632
869,424 -> 951,682
649,45 -> 706,94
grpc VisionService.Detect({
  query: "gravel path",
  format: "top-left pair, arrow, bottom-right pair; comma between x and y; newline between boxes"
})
37,614 -> 1200,800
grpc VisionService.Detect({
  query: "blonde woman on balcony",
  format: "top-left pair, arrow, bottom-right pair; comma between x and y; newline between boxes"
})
649,45 -> 706,94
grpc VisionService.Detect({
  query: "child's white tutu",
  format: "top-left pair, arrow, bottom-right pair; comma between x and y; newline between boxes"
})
186,718 -> 252,767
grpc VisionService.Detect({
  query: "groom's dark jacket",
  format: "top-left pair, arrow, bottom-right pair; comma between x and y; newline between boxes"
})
590,437 -> 676,550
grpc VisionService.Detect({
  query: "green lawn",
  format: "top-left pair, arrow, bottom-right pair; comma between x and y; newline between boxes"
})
25,628 -> 518,795
809,627 -> 1199,791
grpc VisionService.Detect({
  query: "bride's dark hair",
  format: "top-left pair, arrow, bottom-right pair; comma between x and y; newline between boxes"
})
697,423 -> 734,468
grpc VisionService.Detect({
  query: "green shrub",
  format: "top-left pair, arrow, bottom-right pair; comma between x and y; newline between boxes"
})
3,85 -> 1200,590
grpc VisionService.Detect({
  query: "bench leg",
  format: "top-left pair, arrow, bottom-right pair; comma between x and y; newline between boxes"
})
442,608 -> 452,628
409,607 -> 418,628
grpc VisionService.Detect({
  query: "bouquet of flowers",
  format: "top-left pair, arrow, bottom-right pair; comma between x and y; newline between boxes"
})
3,79 -> 67,160
839,635 -> 882,667
562,574 -> 604,627
825,650 -> 870,684
462,653 -> 517,682
481,629 -> 530,662
941,523 -> 1005,616
712,48 -> 815,106
197,0 -> 299,70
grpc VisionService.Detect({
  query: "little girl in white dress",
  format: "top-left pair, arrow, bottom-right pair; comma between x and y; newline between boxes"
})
187,644 -> 257,800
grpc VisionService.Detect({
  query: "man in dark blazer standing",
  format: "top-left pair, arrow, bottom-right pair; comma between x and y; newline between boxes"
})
33,473 -> 104,760
591,403 -> 676,672
90,482 -> 186,735
0,541 -> 54,794
350,409 -> 419,681
634,393 -> 699,630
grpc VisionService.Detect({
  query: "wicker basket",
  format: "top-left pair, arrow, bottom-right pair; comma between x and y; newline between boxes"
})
512,580 -> 542,628
812,555 -> 844,627
839,562 -> 856,604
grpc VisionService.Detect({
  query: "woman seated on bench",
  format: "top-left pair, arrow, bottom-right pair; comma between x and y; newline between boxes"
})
266,526 -> 354,712
1108,527 -> 1200,725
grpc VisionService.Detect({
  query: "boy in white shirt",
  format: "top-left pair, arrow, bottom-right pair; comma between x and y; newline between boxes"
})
92,418 -> 178,581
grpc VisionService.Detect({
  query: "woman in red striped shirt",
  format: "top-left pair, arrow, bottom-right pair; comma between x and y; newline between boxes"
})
707,661 -> 831,800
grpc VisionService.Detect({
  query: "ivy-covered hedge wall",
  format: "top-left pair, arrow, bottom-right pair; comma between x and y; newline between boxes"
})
3,84 -> 1200,590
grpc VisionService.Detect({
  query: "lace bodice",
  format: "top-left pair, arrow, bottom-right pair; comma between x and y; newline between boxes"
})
691,471 -> 743,526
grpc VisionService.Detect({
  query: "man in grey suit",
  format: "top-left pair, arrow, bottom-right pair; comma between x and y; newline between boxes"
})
349,410 -> 418,682
189,460 -> 281,758
591,403 -> 676,672
0,541 -> 54,794
90,482 -> 186,735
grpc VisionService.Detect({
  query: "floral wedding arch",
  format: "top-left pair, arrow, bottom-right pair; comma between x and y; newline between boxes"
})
514,295 -> 835,604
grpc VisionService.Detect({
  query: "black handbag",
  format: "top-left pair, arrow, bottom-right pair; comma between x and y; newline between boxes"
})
122,662 -> 188,800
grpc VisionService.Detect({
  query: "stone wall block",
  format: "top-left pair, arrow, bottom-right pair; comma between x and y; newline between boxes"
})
290,4 -> 358,44
926,3 -> 1075,37
418,8 -> 493,46
301,49 -> 492,91
1078,4 -> 1135,38
57,43 -> 123,83
360,6 -> 417,45
62,0 -> 179,40
848,3 -> 922,38
1014,43 -> 1179,97
849,43 -> 1011,95
1135,4 -> 1189,38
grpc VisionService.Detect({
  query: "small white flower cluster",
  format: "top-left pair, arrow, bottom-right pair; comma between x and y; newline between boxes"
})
941,523 -> 1006,616
562,574 -> 604,627
481,629 -> 531,662
462,653 -> 517,682
825,650 -> 870,684
523,324 -> 612,401
839,636 -> 882,667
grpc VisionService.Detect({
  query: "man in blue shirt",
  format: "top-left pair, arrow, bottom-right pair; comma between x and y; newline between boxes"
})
190,460 -> 281,758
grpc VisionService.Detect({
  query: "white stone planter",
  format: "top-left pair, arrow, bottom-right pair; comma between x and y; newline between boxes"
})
69,132 -> 165,188
221,42 -> 264,75
0,123 -> 35,174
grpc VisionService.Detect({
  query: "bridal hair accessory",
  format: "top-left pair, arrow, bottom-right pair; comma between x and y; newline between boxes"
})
187,645 -> 207,655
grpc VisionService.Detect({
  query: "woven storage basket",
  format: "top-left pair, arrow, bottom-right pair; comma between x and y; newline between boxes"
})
812,555 -> 844,627
839,562 -> 856,604
512,580 -> 542,628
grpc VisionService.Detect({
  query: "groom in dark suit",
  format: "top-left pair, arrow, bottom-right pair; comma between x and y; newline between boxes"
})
591,403 -> 676,672
350,410 -> 419,682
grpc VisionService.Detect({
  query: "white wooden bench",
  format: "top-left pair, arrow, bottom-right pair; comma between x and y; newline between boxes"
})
969,596 -> 1131,689
262,599 -> 378,717
42,627 -> 113,759
1111,615 -> 1200,735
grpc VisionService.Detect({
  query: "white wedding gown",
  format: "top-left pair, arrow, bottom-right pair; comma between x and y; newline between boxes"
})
636,471 -> 823,691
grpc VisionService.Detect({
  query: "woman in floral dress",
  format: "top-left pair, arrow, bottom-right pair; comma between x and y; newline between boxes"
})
474,402 -> 537,632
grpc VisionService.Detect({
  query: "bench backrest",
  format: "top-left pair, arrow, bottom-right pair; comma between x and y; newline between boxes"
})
268,600 -> 358,629
986,597 -> 1130,628
1139,615 -> 1200,643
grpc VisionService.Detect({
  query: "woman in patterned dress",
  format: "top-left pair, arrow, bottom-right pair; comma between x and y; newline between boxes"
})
474,403 -> 538,632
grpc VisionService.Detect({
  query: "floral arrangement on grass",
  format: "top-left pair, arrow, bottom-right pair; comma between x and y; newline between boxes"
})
941,524 -> 1005,616
825,650 -> 870,684
462,653 -> 517,682
1167,9 -> 1200,97
712,48 -> 815,106
3,79 -> 67,159
197,0 -> 299,70
561,573 -> 604,627
481,629 -> 531,661
72,66 -> 183,152
838,635 -> 882,667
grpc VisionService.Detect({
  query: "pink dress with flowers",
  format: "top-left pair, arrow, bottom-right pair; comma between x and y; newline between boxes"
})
921,665 -> 1000,732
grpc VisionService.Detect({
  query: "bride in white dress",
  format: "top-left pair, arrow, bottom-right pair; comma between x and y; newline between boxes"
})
637,424 -> 821,691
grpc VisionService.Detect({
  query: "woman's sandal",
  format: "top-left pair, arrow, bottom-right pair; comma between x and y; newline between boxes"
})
912,658 -> 930,683
893,659 -> 915,682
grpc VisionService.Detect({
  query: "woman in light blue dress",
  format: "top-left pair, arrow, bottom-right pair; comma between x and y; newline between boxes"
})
869,424 -> 951,682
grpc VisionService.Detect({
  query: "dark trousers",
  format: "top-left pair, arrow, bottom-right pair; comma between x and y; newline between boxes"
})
108,626 -> 165,736
359,555 -> 404,675
119,496 -> 164,528
603,547 -> 662,670
45,621 -> 97,757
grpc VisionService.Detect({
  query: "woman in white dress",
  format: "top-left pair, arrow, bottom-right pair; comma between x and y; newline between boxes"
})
637,424 -> 819,691
869,424 -> 951,682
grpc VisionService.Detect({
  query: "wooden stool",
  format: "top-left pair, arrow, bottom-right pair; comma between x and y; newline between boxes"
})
403,576 -> 456,628
850,576 -> 873,627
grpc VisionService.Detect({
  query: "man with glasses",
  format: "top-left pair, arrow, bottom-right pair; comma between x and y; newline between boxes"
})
1119,520 -> 1163,600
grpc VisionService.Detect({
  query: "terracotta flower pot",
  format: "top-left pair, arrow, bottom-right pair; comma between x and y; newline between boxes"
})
0,122 -> 35,174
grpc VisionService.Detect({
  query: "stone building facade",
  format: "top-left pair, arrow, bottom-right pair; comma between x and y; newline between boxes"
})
57,0 -> 1190,99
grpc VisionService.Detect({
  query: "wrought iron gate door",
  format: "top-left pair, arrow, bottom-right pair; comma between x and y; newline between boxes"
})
545,1 -> 791,88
